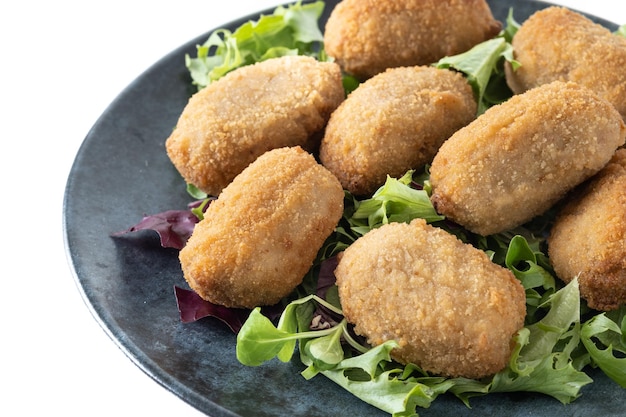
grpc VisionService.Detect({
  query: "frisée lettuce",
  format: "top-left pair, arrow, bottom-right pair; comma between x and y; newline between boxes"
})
186,0 -> 326,89
347,171 -> 444,236
434,9 -> 520,114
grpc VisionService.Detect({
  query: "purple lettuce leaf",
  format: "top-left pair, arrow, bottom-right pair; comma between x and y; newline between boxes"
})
174,286 -> 285,333
174,286 -> 251,333
111,198 -> 214,250
112,210 -> 198,249
316,255 -> 339,300
312,256 -> 343,329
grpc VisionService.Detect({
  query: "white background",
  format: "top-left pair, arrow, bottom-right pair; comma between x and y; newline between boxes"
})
2,1 -> 624,416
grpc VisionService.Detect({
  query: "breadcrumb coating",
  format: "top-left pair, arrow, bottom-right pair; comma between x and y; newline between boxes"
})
323,0 -> 501,80
506,6 -> 626,122
319,66 -> 476,196
548,149 -> 626,311
335,219 -> 526,379
179,147 -> 344,309
430,81 -> 625,236
166,56 -> 344,196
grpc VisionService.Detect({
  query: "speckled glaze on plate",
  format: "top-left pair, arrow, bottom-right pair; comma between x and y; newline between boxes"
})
63,1 -> 625,416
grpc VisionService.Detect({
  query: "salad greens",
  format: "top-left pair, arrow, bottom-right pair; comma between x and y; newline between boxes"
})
116,2 -> 626,416
236,170 -> 625,415
581,309 -> 626,387
346,171 -> 444,236
185,1 -> 326,89
112,208 -> 199,250
434,9 -> 520,114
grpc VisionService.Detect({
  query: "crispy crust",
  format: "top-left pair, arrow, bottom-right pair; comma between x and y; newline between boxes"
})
548,149 -> 626,311
179,147 -> 344,309
505,6 -> 626,122
323,0 -> 501,80
319,66 -> 476,196
335,219 -> 526,379
429,81 -> 625,236
165,56 -> 344,196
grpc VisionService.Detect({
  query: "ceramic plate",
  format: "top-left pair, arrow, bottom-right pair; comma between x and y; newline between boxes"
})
63,1 -> 624,415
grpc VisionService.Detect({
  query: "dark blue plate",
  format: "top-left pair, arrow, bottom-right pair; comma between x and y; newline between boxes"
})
63,1 -> 625,415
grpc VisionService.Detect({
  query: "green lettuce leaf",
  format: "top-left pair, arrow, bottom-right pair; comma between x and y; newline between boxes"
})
487,279 -> 593,403
321,344 -> 456,416
186,1 -> 325,89
347,171 -> 444,236
581,307 -> 626,387
616,24 -> 626,37
504,235 -> 556,321
236,307 -> 294,366
445,279 -> 592,406
435,37 -> 516,114
434,9 -> 520,114
236,295 -> 362,368
487,328 -> 593,404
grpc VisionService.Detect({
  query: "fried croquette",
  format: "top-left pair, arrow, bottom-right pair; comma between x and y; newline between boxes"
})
319,66 -> 476,196
334,219 -> 526,379
430,81 -> 626,236
323,0 -> 501,80
165,56 -> 344,196
179,146 -> 344,309
505,6 -> 626,121
548,149 -> 626,311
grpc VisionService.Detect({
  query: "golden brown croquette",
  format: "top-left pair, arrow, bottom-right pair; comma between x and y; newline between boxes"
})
166,56 -> 344,196
319,66 -> 476,196
506,6 -> 626,121
430,81 -> 625,236
548,149 -> 626,311
323,0 -> 501,80
334,219 -> 526,379
179,147 -> 344,309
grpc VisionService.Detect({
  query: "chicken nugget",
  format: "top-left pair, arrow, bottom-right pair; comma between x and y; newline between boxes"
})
179,146 -> 344,309
430,81 -> 626,236
319,66 -> 476,196
166,56 -> 344,196
323,0 -> 501,80
505,7 -> 626,121
548,149 -> 626,311
335,219 -> 526,379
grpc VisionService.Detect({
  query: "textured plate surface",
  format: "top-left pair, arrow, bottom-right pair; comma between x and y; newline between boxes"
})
63,1 -> 625,416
